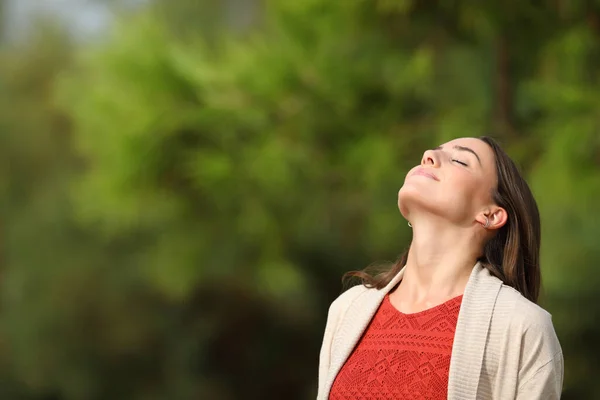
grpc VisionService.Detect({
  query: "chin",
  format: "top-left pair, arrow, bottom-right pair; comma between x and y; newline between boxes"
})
397,186 -> 414,220
398,184 -> 444,220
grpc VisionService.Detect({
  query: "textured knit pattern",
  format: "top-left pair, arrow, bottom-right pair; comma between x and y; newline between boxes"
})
329,294 -> 462,400
317,263 -> 564,400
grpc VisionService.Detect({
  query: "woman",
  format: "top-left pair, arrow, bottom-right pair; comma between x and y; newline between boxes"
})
317,137 -> 563,399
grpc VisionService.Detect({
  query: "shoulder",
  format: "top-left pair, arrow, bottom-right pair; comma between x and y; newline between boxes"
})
495,284 -> 557,334
472,266 -> 558,340
319,284 -> 372,356
493,285 -> 563,374
327,283 -> 371,317
318,283 -> 373,395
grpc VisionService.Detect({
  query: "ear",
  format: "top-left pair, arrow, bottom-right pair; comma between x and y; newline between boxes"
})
476,207 -> 508,230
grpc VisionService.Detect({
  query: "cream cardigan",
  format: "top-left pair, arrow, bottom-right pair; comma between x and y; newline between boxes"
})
317,262 -> 563,399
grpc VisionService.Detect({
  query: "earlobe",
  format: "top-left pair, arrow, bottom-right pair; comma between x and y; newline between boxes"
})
476,213 -> 490,228
476,207 -> 508,230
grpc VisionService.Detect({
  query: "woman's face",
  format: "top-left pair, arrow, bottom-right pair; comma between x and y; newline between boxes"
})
398,137 -> 498,225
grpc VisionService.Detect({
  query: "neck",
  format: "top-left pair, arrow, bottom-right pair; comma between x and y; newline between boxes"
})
396,216 -> 482,303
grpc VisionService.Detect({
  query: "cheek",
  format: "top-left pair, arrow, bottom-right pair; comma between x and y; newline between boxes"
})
459,177 -> 492,207
448,174 -> 483,202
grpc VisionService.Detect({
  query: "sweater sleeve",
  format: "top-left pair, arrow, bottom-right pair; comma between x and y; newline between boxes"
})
317,285 -> 366,400
516,351 -> 563,400
317,300 -> 340,397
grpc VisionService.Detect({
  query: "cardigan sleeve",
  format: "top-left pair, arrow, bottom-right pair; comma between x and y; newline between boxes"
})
317,285 -> 367,400
509,295 -> 564,400
317,300 -> 340,396
516,350 -> 563,400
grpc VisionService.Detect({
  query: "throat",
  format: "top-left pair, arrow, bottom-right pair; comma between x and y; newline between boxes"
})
388,288 -> 464,315
388,261 -> 473,314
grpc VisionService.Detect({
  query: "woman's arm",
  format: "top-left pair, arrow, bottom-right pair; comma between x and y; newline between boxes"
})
516,350 -> 564,399
317,300 -> 339,397
316,285 -> 366,399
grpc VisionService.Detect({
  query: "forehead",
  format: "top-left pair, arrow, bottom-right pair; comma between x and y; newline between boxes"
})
441,137 -> 496,171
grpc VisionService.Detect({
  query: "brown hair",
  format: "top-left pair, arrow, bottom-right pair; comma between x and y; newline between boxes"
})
343,136 -> 542,303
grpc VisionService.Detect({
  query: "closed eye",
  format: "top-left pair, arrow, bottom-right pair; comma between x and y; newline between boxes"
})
452,159 -> 468,166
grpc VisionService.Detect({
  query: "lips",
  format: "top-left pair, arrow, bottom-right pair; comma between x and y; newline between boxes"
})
412,168 -> 439,181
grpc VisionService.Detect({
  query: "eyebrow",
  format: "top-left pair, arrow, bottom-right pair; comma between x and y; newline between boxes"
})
433,145 -> 482,165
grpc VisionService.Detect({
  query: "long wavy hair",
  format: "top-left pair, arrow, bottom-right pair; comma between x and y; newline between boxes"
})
343,136 -> 542,303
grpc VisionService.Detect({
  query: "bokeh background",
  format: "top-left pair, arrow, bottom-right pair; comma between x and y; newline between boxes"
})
0,0 -> 599,399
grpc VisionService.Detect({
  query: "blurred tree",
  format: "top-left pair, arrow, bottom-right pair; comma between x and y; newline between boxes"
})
0,20 -> 173,400
526,19 -> 600,398
0,22 -> 76,399
0,0 -> 4,40
149,0 -> 262,39
58,3 -> 429,398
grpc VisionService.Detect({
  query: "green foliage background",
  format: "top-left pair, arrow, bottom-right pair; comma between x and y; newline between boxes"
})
1,0 -> 599,398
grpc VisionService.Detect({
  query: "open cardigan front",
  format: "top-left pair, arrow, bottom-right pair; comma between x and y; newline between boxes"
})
317,262 -> 563,399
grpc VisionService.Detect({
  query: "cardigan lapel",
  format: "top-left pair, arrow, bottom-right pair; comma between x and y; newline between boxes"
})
324,269 -> 406,395
447,262 -> 503,399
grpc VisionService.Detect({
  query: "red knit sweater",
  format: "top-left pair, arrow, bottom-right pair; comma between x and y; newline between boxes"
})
329,293 -> 463,400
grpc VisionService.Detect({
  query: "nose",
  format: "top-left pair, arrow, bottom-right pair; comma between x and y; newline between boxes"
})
421,149 -> 438,167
